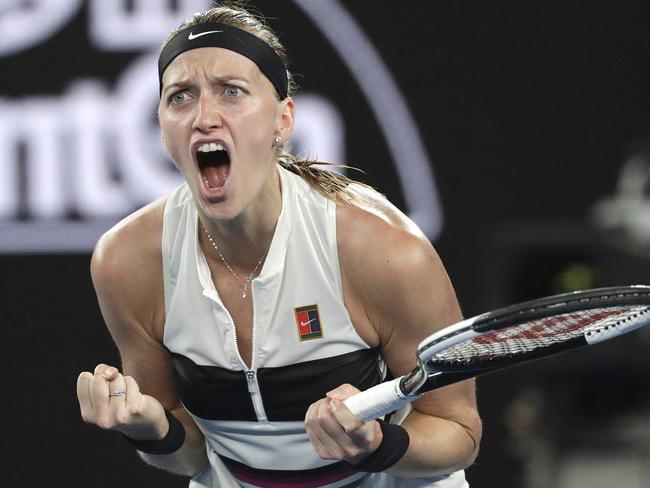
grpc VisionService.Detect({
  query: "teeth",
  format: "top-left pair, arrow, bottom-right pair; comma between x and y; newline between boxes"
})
197,142 -> 225,152
204,177 -> 223,191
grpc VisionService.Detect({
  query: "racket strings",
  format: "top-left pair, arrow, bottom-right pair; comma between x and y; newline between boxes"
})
434,306 -> 649,365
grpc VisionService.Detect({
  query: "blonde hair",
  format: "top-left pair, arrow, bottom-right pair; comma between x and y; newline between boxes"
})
163,1 -> 373,205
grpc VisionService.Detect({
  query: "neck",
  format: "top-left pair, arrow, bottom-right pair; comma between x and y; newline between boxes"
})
199,167 -> 282,271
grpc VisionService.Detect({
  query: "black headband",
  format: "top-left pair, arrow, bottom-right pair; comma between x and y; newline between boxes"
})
158,22 -> 288,99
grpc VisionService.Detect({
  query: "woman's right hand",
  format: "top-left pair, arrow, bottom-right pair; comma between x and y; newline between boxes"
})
77,363 -> 169,441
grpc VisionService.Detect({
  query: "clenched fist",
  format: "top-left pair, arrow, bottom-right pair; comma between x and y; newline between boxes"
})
77,363 -> 168,441
304,383 -> 383,464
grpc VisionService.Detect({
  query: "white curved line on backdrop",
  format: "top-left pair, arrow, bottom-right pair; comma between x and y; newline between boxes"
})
0,0 -> 83,56
293,0 -> 443,240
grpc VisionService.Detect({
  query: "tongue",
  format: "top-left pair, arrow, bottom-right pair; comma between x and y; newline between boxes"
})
204,164 -> 229,189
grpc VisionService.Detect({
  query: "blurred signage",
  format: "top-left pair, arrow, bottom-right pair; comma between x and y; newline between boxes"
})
0,0 -> 442,252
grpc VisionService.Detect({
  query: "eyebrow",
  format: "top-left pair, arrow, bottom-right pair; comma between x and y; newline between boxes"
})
162,74 -> 251,96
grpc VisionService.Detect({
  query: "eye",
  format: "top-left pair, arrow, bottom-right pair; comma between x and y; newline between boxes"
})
225,86 -> 245,97
169,90 -> 190,105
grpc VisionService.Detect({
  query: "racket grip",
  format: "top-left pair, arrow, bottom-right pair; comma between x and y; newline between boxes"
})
343,377 -> 419,422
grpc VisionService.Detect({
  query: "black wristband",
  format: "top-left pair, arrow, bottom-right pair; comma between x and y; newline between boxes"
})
120,409 -> 186,455
345,419 -> 410,473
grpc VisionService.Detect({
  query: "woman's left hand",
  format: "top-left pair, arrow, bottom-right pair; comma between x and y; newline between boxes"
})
304,383 -> 383,464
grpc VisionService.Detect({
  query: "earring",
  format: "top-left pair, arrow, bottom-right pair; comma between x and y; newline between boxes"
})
275,136 -> 282,145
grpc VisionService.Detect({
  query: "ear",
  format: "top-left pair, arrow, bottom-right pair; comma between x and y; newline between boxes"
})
275,97 -> 296,142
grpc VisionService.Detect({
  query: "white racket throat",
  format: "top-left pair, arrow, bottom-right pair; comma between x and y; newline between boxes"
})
416,316 -> 482,362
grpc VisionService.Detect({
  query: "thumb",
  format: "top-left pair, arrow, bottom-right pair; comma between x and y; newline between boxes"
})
326,383 -> 359,400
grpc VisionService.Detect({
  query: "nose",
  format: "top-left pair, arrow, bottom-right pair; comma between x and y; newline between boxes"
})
192,94 -> 222,132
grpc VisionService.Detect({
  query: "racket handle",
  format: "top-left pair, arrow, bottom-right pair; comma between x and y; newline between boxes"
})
343,377 -> 419,422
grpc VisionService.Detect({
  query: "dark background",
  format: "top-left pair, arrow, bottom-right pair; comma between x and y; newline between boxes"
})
3,1 -> 650,486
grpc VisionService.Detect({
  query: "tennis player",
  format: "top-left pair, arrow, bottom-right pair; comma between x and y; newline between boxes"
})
76,3 -> 481,487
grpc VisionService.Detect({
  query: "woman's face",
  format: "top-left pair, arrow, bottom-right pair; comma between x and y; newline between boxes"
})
158,47 -> 294,222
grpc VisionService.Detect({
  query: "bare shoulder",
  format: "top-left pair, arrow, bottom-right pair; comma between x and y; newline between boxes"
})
337,185 -> 443,294
337,186 -> 461,372
91,196 -> 168,341
92,196 -> 166,285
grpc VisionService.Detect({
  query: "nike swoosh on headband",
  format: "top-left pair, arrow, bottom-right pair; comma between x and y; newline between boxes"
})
188,30 -> 223,40
159,23 -> 288,99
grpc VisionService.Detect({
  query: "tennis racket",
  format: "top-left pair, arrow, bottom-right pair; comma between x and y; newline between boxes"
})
344,285 -> 650,422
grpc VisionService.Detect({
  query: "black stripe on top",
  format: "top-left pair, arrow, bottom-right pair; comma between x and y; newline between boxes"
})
172,348 -> 383,422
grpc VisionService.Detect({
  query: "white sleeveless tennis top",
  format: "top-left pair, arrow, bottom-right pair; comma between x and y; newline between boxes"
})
161,166 -> 468,488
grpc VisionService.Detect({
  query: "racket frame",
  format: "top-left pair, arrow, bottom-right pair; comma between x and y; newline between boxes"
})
344,286 -> 650,420
403,286 -> 650,396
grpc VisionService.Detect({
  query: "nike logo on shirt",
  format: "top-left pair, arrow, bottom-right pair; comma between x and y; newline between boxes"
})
300,318 -> 317,327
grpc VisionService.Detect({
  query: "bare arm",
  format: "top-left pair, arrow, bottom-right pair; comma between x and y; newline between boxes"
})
357,234 -> 481,475
76,199 -> 208,476
305,194 -> 482,476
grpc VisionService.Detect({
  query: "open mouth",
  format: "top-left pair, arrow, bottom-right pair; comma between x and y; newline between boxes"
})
196,142 -> 231,191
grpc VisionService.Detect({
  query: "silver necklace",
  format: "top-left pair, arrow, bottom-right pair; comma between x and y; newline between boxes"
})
201,224 -> 266,299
